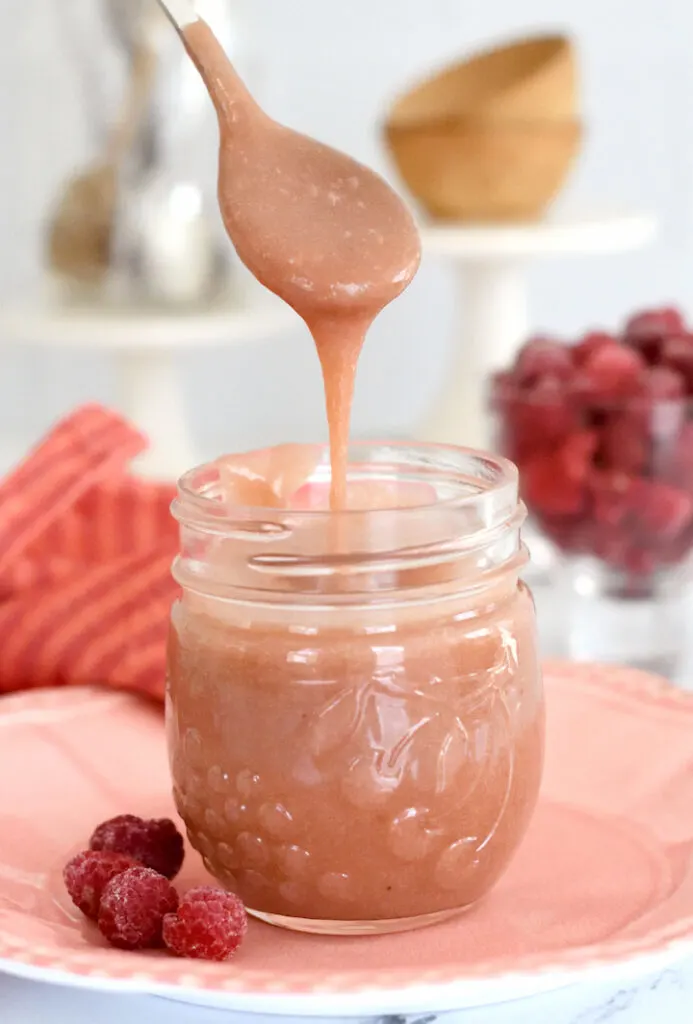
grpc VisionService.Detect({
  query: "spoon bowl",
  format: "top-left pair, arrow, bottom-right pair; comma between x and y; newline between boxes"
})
218,124 -> 421,318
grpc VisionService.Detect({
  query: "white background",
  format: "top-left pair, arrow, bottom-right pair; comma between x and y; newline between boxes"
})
0,0 -> 691,455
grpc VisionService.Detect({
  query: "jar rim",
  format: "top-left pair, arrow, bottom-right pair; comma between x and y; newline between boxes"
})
174,440 -> 519,528
172,442 -> 524,604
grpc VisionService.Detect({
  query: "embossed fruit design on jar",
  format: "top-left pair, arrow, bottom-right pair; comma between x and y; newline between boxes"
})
491,309 -> 693,580
166,443 -> 544,935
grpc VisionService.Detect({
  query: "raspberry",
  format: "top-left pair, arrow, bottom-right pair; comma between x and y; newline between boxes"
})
98,867 -> 179,950
599,412 -> 650,474
631,480 -> 693,540
495,316 -> 693,576
624,308 -> 685,364
581,341 -> 645,398
641,366 -> 686,400
573,331 -> 616,366
625,307 -> 685,338
523,456 -> 585,518
90,814 -> 184,879
560,430 -> 598,481
661,335 -> 693,392
493,376 -> 576,462
515,337 -> 573,386
520,430 -> 596,519
163,886 -> 248,961
589,471 -> 635,527
63,850 -> 138,920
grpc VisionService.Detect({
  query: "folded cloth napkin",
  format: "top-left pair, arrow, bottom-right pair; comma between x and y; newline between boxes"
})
0,405 -> 179,701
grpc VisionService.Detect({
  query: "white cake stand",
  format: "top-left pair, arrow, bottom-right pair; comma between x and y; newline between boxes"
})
0,293 -> 296,479
419,210 -> 658,450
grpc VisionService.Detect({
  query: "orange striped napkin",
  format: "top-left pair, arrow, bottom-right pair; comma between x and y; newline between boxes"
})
0,405 -> 178,701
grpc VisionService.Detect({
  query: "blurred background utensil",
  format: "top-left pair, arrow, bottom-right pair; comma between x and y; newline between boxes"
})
46,0 -> 234,308
46,5 -> 161,292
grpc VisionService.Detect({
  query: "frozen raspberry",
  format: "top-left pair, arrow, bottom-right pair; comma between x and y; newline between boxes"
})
98,866 -> 179,950
661,335 -> 693,392
521,428 -> 598,521
589,471 -> 636,528
581,341 -> 645,398
631,480 -> 693,540
523,457 -> 585,518
561,430 -> 598,480
624,308 -> 685,364
63,850 -> 138,920
625,307 -> 685,338
514,337 -> 573,386
599,412 -> 650,474
641,366 -> 686,400
163,886 -> 248,961
573,331 -> 616,366
493,375 -> 577,463
90,814 -> 184,879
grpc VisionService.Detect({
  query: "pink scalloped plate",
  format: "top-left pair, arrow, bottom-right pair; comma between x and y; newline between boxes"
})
1,663 -> 693,1015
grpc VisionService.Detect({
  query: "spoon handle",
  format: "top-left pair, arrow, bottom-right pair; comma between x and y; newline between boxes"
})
154,0 -> 199,32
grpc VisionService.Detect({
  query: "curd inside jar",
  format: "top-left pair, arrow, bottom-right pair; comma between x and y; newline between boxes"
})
166,443 -> 544,935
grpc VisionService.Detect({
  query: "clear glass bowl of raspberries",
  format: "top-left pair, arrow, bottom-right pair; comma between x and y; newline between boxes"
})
491,307 -> 693,674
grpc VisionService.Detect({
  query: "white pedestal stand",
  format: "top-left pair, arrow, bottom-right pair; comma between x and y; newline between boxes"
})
419,211 -> 658,450
0,295 -> 296,479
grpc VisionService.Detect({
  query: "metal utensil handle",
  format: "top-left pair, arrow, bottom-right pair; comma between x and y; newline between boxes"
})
155,0 -> 199,32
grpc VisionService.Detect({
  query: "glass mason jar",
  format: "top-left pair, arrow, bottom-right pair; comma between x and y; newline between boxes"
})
166,443 -> 544,935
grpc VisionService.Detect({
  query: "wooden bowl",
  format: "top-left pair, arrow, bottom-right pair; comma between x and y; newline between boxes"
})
384,118 -> 582,222
389,35 -> 577,126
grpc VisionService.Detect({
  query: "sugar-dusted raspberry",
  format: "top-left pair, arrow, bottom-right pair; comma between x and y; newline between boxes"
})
98,866 -> 179,950
560,430 -> 598,481
625,307 -> 685,338
163,886 -> 248,961
581,341 -> 645,398
493,376 -> 576,463
598,412 -> 650,475
515,336 -> 573,386
624,308 -> 685,364
63,850 -> 138,920
521,430 -> 596,520
641,366 -> 686,400
589,470 -> 636,528
661,334 -> 693,389
632,480 -> 693,540
523,455 -> 585,518
573,330 -> 616,366
90,814 -> 184,879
